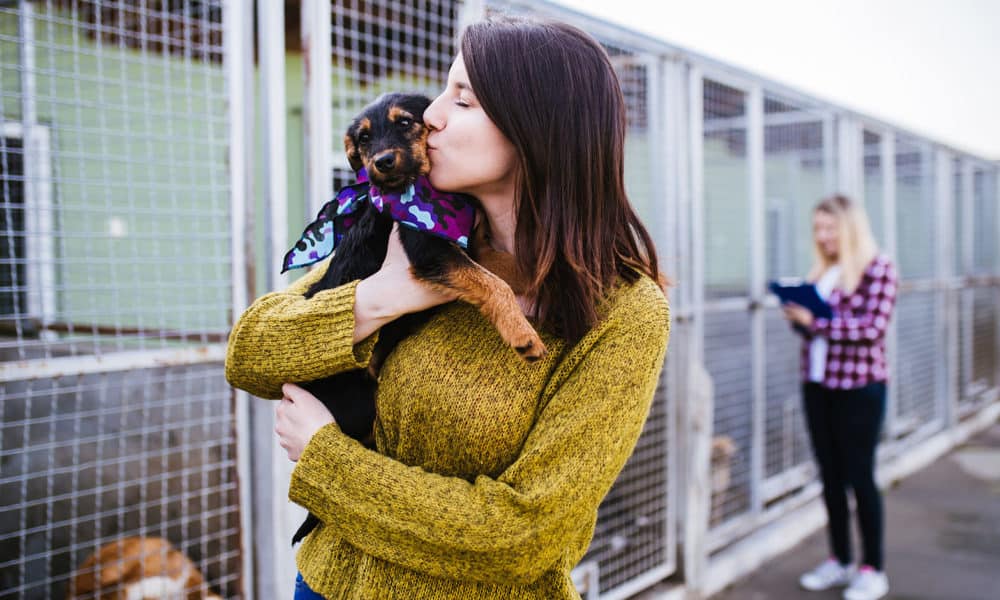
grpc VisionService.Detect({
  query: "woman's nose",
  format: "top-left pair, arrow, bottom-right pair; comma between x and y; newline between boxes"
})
423,95 -> 445,131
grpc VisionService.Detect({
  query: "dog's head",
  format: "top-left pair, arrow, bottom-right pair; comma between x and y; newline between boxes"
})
344,93 -> 432,191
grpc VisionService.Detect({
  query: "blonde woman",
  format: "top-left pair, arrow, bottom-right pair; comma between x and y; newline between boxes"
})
782,194 -> 897,600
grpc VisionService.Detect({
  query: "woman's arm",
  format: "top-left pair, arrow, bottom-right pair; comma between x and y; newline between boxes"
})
224,269 -> 378,399
809,258 -> 898,344
288,280 -> 670,584
225,227 -> 456,399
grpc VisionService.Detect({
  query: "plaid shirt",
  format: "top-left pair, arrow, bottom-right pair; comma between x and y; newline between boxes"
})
799,255 -> 898,390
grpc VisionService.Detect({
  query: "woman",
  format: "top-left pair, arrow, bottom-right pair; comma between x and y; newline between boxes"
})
225,17 -> 670,599
783,195 -> 897,600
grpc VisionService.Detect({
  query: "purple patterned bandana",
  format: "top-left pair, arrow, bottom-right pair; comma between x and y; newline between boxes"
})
282,168 -> 477,273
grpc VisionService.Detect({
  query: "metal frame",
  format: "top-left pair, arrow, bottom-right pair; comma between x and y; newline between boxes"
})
224,0 -> 255,597
1,119 -> 55,339
5,1 -> 998,599
263,2 -> 1000,598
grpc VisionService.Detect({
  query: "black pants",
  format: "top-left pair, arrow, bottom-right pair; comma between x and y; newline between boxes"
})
803,381 -> 886,570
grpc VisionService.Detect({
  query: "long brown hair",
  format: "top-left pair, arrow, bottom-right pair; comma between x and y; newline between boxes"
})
461,17 -> 662,344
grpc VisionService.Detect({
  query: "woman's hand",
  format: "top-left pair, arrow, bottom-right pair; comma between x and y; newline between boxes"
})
275,383 -> 335,461
782,303 -> 814,328
353,224 -> 458,342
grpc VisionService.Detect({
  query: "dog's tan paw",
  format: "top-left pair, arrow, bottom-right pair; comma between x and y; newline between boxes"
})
512,331 -> 547,362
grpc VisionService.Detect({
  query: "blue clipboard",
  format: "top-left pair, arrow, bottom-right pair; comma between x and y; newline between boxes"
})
768,280 -> 834,320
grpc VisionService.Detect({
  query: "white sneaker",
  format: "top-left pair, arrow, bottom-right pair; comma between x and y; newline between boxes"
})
799,558 -> 855,591
843,567 -> 889,600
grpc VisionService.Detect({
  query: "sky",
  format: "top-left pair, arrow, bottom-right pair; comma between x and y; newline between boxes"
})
552,0 -> 1000,160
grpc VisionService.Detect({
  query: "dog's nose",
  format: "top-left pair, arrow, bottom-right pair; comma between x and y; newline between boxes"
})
374,153 -> 396,171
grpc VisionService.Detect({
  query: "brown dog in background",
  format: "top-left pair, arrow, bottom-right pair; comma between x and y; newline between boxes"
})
68,536 -> 221,600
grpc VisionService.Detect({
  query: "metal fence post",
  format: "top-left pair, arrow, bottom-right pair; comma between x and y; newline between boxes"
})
747,84 -> 765,519
935,148 -> 956,428
224,0 -> 257,596
302,0 -> 332,217
881,131 -> 899,443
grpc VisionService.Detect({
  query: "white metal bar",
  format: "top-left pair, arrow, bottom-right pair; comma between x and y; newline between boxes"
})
822,113 -> 835,194
302,0 -> 333,217
935,149 -> 955,428
761,463 -> 815,501
837,116 -> 860,200
881,131 -> 899,438
660,55 -> 685,580
1,346 -> 227,382
257,0 -> 289,293
702,109 -> 831,134
747,83 -> 765,518
995,168 -> 1000,391
681,66 -> 712,597
689,68 -> 705,359
601,564 -> 675,600
224,0 -> 255,597
961,161 -> 975,275
17,6 -> 57,336
255,3 -> 295,598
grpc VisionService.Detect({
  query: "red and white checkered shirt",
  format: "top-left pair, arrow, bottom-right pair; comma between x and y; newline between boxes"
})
799,254 -> 898,390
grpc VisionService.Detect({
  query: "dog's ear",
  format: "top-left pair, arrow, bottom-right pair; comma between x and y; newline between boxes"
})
344,132 -> 363,172
405,95 -> 432,122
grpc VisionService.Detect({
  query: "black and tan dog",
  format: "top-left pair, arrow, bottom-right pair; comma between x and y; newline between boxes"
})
289,93 -> 545,545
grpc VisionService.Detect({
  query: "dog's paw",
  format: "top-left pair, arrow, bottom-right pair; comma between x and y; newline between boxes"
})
512,332 -> 547,362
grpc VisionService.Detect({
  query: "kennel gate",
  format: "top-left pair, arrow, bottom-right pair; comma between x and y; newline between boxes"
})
0,1 -> 252,598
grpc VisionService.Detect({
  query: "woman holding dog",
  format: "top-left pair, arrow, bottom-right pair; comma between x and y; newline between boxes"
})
226,16 -> 669,600
781,195 -> 897,600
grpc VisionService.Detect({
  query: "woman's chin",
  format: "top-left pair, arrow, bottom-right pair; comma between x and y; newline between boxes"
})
428,173 -> 459,193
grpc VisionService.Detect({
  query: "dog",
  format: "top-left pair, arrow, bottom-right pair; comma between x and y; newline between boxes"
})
284,93 -> 545,545
68,536 -> 221,600
709,435 -> 738,526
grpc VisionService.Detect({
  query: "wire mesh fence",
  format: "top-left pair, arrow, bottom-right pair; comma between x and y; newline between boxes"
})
2,1 -> 998,599
1,1 -> 240,598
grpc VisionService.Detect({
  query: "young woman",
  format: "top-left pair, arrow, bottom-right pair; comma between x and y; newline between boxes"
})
782,195 -> 897,600
225,17 -> 670,599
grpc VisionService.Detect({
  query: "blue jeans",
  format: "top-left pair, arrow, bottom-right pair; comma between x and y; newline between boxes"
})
295,572 -> 326,600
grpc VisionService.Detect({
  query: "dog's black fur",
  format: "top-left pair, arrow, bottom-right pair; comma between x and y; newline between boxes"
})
290,93 -> 544,545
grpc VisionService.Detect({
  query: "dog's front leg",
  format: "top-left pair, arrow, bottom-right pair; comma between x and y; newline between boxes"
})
401,230 -> 546,361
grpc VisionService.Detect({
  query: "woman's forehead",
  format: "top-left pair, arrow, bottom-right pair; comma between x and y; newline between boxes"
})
447,55 -> 474,92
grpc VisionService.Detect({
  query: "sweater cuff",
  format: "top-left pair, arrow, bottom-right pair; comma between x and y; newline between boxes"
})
289,422 -> 359,517
307,280 -> 379,367
225,279 -> 379,399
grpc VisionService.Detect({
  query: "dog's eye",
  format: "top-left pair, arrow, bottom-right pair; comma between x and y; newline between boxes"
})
397,118 -> 413,129
358,132 -> 371,144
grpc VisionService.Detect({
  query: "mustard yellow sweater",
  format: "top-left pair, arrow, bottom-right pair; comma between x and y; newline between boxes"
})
225,260 -> 670,599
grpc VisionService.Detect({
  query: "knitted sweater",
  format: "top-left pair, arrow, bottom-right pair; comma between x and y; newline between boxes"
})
224,260 -> 670,599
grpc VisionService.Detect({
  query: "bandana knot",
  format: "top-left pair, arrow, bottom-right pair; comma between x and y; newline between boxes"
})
282,168 -> 477,273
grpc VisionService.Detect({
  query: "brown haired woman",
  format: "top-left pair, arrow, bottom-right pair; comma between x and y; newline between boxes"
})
782,195 -> 897,600
225,16 -> 670,599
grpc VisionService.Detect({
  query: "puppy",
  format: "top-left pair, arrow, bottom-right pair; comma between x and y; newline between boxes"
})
284,93 -> 545,545
68,536 -> 221,600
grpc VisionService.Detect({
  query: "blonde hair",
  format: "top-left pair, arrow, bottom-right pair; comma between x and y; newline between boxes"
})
807,194 -> 880,294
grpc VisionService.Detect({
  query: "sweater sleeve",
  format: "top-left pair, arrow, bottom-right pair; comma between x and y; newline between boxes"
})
224,258 -> 379,399
808,258 -> 897,345
288,284 -> 670,584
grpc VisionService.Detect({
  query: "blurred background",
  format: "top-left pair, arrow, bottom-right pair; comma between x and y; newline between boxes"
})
1,1 -> 997,599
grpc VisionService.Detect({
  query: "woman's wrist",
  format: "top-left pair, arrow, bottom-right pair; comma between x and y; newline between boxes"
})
353,273 -> 400,342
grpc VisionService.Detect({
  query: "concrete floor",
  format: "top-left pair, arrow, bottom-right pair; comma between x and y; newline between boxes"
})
712,422 -> 1000,600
